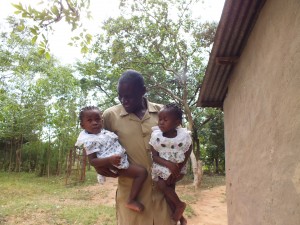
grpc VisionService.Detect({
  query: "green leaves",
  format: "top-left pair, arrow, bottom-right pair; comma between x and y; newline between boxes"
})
80,33 -> 93,54
31,36 -> 38,44
17,24 -> 25,31
12,3 -> 24,11
92,0 -> 215,105
45,52 -> 51,60
11,0 -> 92,59
0,28 -> 84,173
81,45 -> 88,54
51,5 -> 60,16
30,28 -> 38,35
81,0 -> 221,169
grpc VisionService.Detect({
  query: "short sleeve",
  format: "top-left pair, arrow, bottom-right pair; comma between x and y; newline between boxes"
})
176,128 -> 192,153
75,130 -> 105,155
84,141 -> 100,155
149,126 -> 160,148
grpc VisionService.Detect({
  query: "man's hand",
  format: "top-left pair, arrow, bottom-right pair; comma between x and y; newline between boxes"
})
109,155 -> 121,166
95,166 -> 118,178
166,162 -> 180,177
166,173 -> 184,185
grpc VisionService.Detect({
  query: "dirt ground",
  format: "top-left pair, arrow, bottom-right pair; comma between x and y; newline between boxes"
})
183,185 -> 227,225
1,176 -> 227,225
90,177 -> 227,225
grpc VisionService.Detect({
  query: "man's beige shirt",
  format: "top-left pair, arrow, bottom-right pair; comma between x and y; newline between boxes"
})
103,100 -> 176,225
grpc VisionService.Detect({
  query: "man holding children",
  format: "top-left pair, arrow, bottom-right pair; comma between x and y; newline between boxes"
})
90,70 -> 191,225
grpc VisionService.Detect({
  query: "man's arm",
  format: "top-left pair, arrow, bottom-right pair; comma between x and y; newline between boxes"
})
88,152 -> 120,178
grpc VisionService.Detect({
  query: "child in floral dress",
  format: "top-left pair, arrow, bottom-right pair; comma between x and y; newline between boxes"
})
75,106 -> 147,212
150,103 -> 192,225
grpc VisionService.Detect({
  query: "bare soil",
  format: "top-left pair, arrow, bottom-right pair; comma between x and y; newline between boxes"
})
184,185 -> 227,225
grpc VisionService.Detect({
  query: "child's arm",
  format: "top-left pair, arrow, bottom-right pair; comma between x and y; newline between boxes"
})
151,145 -> 180,177
177,144 -> 193,170
166,144 -> 193,185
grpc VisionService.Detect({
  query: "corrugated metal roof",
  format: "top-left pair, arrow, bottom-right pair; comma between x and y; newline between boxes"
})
197,0 -> 266,108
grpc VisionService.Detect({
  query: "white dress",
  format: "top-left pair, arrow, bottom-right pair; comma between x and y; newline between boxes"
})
149,126 -> 192,181
75,129 -> 129,183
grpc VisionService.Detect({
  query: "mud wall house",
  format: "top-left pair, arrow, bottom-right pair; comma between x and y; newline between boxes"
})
197,0 -> 300,224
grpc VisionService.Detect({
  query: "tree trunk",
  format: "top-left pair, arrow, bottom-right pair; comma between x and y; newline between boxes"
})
9,141 -> 13,172
15,137 -> 22,172
47,136 -> 51,177
57,139 -> 61,176
184,103 -> 202,188
190,152 -> 203,186
215,157 -> 219,174
47,147 -> 50,178
15,149 -> 21,172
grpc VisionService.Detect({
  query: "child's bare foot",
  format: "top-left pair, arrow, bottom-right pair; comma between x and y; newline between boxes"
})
125,200 -> 144,212
172,202 -> 186,221
180,216 -> 187,225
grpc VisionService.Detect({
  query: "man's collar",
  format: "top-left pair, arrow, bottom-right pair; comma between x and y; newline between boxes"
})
147,99 -> 159,113
119,106 -> 128,116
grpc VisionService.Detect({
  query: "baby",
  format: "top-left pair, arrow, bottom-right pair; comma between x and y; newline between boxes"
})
75,106 -> 147,212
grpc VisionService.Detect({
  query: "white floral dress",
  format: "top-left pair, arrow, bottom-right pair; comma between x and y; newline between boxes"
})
75,129 -> 129,183
149,126 -> 192,181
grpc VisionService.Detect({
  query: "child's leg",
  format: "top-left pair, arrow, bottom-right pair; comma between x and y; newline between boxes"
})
118,164 -> 148,212
165,183 -> 187,225
157,178 -> 186,222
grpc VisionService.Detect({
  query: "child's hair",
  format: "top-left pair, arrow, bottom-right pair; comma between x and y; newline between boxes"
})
163,103 -> 183,121
79,106 -> 101,122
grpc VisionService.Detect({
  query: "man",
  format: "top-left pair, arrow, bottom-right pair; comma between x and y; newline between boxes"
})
98,70 -> 175,225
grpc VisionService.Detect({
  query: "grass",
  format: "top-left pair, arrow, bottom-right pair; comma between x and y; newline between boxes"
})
178,173 -> 225,189
0,171 -> 225,224
0,171 -> 116,225
200,174 -> 226,189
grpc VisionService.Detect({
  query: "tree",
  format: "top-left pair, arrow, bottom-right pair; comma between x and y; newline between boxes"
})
78,0 -> 218,187
0,18 -> 82,174
0,17 -> 52,171
201,109 -> 225,174
11,0 -> 92,57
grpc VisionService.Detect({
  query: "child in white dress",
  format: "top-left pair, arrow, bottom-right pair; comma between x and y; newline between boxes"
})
75,106 -> 147,212
149,103 -> 192,225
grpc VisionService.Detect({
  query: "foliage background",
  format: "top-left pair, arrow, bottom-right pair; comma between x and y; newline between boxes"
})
0,0 -> 225,176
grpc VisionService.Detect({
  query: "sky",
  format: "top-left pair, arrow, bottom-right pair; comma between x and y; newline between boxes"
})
0,0 -> 225,64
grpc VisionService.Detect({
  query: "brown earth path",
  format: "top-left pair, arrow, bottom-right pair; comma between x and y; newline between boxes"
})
185,185 -> 227,225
